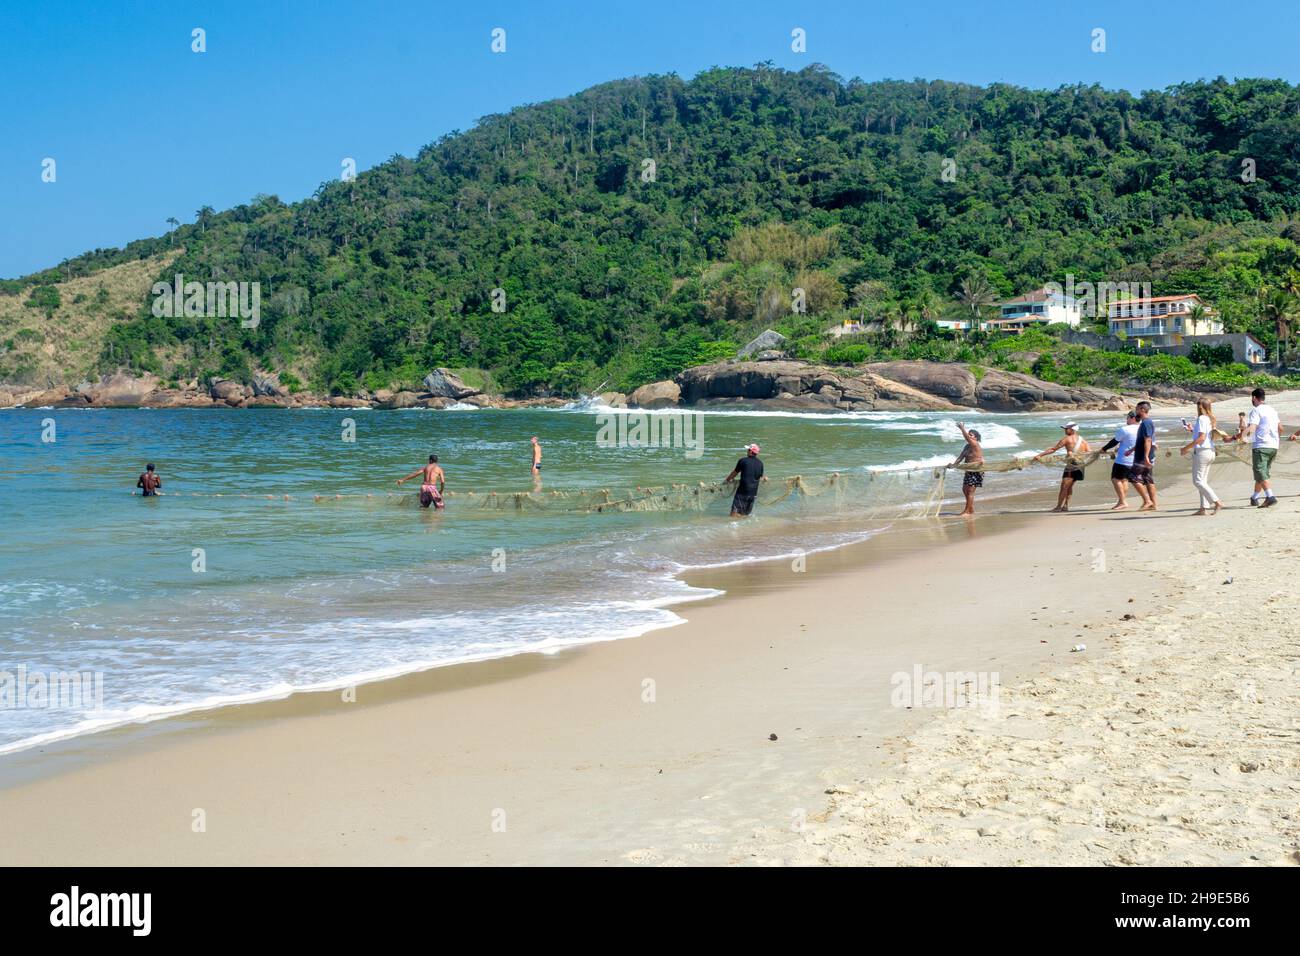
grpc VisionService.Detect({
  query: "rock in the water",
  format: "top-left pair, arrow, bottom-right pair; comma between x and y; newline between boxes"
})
597,391 -> 628,408
387,390 -> 421,409
628,379 -> 681,409
737,329 -> 788,358
421,368 -> 480,400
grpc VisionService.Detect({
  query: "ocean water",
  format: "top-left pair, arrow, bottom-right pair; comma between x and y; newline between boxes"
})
0,404 -> 1134,753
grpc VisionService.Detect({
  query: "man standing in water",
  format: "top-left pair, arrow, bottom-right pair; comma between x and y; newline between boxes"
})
530,436 -> 542,476
136,462 -> 163,496
396,454 -> 446,509
724,444 -> 767,517
1032,422 -> 1091,512
952,422 -> 984,516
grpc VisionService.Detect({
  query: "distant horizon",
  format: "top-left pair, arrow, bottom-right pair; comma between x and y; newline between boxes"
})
5,0 -> 1300,277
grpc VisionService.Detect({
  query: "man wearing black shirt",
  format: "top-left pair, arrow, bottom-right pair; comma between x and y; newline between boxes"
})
724,443 -> 766,517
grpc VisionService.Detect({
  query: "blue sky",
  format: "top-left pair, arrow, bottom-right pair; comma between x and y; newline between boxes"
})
3,0 -> 1298,278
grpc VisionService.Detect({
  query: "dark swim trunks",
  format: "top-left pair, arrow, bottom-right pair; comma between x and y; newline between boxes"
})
1062,468 -> 1085,482
962,471 -> 984,489
1110,463 -> 1131,482
1129,463 -> 1154,485
731,491 -> 757,515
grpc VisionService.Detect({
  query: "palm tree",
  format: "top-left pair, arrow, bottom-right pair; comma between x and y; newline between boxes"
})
913,288 -> 938,325
165,217 -> 180,247
1259,289 -> 1296,360
958,275 -> 997,332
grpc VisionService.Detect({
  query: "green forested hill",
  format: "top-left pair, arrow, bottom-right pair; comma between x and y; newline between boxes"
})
6,65 -> 1300,394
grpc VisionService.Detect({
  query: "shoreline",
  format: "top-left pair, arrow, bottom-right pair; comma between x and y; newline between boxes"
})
0,476 -> 1114,864
0,449 -> 1071,764
0,478 -> 1048,773
1,392 -> 1296,865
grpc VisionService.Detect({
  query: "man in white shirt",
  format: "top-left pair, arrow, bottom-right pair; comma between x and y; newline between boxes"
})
1235,388 -> 1280,507
1100,411 -> 1141,509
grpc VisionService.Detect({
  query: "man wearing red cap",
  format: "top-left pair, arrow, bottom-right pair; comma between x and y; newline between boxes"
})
724,443 -> 766,517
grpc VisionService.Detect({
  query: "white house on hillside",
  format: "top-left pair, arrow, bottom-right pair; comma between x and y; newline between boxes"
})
1106,294 -> 1223,347
983,288 -> 1083,334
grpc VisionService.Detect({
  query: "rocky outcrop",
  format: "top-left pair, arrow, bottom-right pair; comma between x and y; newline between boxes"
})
71,372 -> 161,406
628,379 -> 681,409
669,359 -> 1131,413
209,379 -> 251,406
863,372 -> 964,411
866,361 -> 978,404
385,390 -> 422,409
251,372 -> 288,397
422,369 -> 481,400
0,358 -> 1143,413
973,369 -> 1129,412
737,329 -> 788,358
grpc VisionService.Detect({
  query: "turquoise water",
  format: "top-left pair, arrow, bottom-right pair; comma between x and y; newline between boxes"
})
0,403 -> 1129,752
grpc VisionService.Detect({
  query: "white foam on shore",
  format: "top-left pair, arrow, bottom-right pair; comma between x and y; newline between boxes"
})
866,454 -> 953,473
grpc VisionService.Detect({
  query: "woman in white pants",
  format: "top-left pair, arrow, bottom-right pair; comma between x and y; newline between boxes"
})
1181,398 -> 1221,516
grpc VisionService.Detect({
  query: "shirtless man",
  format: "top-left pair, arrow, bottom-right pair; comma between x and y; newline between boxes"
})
952,422 -> 984,517
136,462 -> 163,497
397,454 -> 446,509
1033,422 -> 1091,513
530,436 -> 542,476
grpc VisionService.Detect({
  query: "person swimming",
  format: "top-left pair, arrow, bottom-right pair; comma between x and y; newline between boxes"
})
396,454 -> 446,509
136,463 -> 163,497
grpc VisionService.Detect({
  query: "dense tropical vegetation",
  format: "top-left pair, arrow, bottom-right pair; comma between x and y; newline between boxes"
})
5,65 -> 1300,394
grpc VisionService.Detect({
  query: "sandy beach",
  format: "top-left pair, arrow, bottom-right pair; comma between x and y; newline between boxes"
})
1,393 -> 1298,866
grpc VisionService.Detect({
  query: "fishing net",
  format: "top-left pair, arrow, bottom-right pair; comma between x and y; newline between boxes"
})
160,440 -> 1300,517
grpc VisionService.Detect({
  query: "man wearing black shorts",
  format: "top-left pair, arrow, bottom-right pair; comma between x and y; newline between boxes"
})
136,462 -> 163,497
1130,401 -> 1158,511
1099,411 -> 1139,510
953,421 -> 984,516
724,444 -> 767,517
1033,422 -> 1090,513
